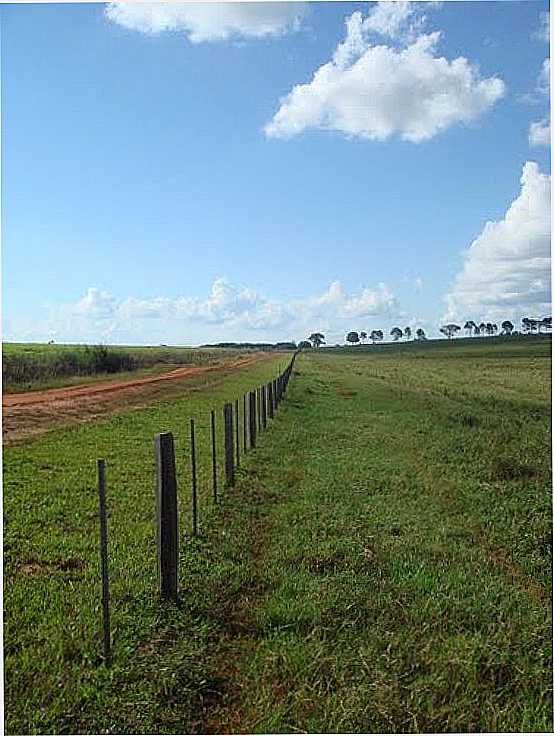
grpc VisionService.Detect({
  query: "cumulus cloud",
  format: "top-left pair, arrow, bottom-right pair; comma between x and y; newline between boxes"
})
105,2 -> 307,43
265,4 -> 504,142
444,162 -> 551,323
30,278 -> 401,345
529,118 -> 550,147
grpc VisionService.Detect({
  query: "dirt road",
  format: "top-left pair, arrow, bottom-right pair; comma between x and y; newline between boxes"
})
3,352 -> 274,444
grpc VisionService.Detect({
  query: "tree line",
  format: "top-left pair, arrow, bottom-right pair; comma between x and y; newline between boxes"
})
300,315 -> 551,348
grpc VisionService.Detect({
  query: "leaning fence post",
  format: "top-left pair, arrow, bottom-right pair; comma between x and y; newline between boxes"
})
223,403 -> 235,486
155,432 -> 178,601
190,419 -> 198,536
235,398 -> 240,467
249,391 -> 257,448
97,459 -> 112,667
211,409 -> 217,503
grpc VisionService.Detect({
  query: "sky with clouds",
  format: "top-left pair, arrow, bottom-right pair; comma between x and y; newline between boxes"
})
2,1 -> 551,345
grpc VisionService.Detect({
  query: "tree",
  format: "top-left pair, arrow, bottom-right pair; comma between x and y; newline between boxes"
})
416,328 -> 426,340
370,329 -> 383,344
360,330 -> 368,343
440,324 -> 461,339
501,320 -> 514,335
541,316 -> 552,332
464,320 -> 477,337
390,326 -> 403,341
404,326 -> 412,340
346,331 -> 360,345
298,340 -> 312,349
478,322 -> 486,337
309,332 -> 325,348
522,317 -> 531,334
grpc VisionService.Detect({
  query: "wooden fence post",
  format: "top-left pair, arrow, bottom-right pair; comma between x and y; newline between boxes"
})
257,387 -> 262,430
211,409 -> 217,503
190,419 -> 198,536
261,384 -> 267,430
268,382 -> 274,420
243,393 -> 248,451
235,398 -> 240,467
223,403 -> 235,486
155,432 -> 178,601
249,391 -> 257,449
97,459 -> 111,667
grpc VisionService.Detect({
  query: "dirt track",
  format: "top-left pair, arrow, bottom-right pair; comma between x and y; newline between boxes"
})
3,352 -> 274,444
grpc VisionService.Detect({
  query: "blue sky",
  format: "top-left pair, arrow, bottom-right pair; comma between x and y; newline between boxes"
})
2,1 -> 551,345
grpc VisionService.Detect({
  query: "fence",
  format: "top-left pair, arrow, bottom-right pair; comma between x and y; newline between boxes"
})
95,351 -> 298,664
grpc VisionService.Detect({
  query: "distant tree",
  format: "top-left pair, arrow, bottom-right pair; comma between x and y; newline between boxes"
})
404,326 -> 412,340
370,329 -> 383,344
501,320 -> 514,335
309,332 -> 325,348
478,322 -> 487,337
390,326 -> 403,341
298,340 -> 312,350
464,320 -> 477,337
375,329 -> 384,342
440,324 -> 461,340
492,323 -> 498,336
541,316 -> 552,332
522,317 -> 530,333
360,330 -> 368,343
416,328 -> 426,340
346,331 -> 360,345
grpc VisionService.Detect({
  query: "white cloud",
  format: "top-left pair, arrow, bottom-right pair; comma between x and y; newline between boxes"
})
529,118 -> 550,147
534,11 -> 550,43
19,278 -> 401,345
538,57 -> 550,95
105,2 -> 307,43
265,6 -> 505,142
444,162 -> 551,323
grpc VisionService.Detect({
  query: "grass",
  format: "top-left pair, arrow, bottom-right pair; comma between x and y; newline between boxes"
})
2,342 -> 251,392
3,339 -> 551,733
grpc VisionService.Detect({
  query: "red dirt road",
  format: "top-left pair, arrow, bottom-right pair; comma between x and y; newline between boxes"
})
3,352 -> 275,443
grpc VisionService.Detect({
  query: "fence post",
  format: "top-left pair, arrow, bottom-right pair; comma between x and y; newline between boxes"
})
191,419 -> 198,536
223,403 -> 235,486
257,387 -> 262,430
211,409 -> 217,503
155,432 -> 178,601
261,384 -> 267,429
249,391 -> 257,449
235,398 -> 240,467
97,459 -> 112,667
268,382 -> 274,420
243,393 -> 248,451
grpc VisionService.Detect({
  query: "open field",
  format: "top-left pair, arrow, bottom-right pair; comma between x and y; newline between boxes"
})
2,351 -> 279,444
2,343 -> 256,393
3,338 -> 552,733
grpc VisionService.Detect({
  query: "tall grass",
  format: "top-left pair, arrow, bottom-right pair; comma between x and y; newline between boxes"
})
2,344 -> 236,388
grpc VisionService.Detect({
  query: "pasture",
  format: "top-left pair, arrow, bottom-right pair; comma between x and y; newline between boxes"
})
2,342 -> 251,392
3,337 -> 552,733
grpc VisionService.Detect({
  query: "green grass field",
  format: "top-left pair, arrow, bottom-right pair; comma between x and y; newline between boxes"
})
2,342 -> 250,392
3,338 -> 551,733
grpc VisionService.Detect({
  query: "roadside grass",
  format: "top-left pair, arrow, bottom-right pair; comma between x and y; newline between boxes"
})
4,341 -> 552,733
3,355 -> 287,734
2,343 -> 250,392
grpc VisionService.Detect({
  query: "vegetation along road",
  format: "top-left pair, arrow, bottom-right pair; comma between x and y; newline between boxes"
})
4,337 -> 551,733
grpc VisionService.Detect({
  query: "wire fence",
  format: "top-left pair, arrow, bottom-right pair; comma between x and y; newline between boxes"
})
95,351 -> 299,665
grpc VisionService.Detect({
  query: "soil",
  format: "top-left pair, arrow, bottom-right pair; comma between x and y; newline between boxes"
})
2,352 -> 275,445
